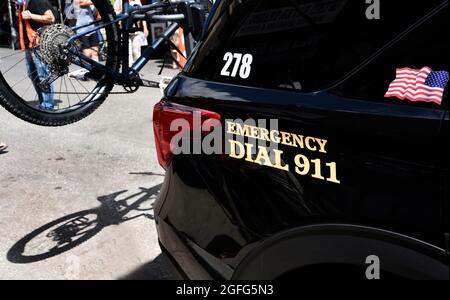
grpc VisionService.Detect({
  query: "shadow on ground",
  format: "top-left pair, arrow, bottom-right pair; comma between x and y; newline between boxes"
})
7,184 -> 162,265
129,171 -> 165,177
119,254 -> 179,280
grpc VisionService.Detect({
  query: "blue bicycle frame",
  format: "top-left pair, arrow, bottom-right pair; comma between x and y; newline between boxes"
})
65,0 -> 181,83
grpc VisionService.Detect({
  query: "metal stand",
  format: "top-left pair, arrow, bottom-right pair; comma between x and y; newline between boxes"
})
7,0 -> 16,50
57,0 -> 64,24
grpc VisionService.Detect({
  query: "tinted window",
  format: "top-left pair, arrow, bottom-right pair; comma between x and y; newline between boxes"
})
331,6 -> 448,108
186,0 -> 448,97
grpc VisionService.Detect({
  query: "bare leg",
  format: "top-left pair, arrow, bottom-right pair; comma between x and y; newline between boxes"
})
90,46 -> 99,62
83,48 -> 93,59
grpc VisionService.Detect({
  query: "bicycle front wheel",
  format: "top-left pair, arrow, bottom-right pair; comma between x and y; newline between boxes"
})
0,0 -> 119,126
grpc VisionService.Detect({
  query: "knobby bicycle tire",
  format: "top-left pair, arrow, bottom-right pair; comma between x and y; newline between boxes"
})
0,0 -> 119,126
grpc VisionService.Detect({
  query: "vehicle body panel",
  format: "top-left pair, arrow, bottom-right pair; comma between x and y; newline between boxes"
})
154,0 -> 449,279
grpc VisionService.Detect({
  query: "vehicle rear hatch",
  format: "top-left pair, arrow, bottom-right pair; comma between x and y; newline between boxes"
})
156,0 -> 449,258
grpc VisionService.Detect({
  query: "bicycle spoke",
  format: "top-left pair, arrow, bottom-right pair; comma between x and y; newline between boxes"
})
20,74 -> 39,99
67,77 -> 83,104
10,69 -> 38,89
0,49 -> 27,60
58,75 -> 64,103
1,56 -> 27,75
71,77 -> 90,94
62,76 -> 71,107
56,78 -> 62,109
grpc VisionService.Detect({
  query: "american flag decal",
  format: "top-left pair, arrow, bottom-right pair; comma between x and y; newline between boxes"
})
385,67 -> 449,105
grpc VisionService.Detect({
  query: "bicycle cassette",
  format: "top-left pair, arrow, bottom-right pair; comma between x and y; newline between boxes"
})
38,24 -> 81,74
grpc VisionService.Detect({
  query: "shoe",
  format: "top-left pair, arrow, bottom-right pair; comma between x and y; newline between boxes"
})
68,68 -> 90,81
39,104 -> 54,111
0,143 -> 8,153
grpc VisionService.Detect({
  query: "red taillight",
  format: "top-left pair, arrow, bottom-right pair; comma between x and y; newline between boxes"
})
153,101 -> 221,169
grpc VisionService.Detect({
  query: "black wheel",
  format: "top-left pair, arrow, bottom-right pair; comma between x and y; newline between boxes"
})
0,0 -> 119,126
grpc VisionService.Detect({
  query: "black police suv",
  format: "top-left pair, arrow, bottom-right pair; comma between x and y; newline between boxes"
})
153,0 -> 449,280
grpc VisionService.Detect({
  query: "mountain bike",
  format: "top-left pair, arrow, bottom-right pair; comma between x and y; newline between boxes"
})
0,0 -> 210,126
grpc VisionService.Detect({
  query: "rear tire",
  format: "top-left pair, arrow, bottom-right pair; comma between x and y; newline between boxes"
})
0,0 -> 119,126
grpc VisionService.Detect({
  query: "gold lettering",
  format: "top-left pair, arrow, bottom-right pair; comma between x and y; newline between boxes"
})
249,126 -> 259,139
294,154 -> 310,175
305,137 -> 317,152
254,146 -> 271,166
229,123 -> 328,156
260,128 -> 270,142
292,134 -> 305,149
281,131 -> 293,146
311,158 -> 325,180
316,139 -> 328,154
229,140 -> 245,159
270,130 -> 281,144
271,149 -> 289,171
235,123 -> 250,137
227,121 -> 236,134
245,143 -> 255,162
326,162 -> 341,184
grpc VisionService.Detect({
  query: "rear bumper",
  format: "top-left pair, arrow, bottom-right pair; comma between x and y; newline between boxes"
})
154,169 -> 215,280
156,217 -> 214,280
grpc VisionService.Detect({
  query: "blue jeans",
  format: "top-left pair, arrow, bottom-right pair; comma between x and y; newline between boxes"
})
25,50 -> 54,110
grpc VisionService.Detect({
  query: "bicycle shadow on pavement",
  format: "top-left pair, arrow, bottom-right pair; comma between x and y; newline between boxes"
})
7,184 -> 162,264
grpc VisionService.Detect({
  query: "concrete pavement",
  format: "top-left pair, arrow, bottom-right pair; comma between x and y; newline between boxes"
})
0,59 -> 179,279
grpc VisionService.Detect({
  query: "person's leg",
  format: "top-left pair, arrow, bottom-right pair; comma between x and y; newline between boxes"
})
132,35 -> 142,64
67,36 -> 93,81
80,35 -> 95,59
32,50 -> 54,110
82,48 -> 93,59
25,50 -> 44,104
88,34 -> 100,62
81,34 -> 101,61
90,46 -> 99,62
128,36 -> 134,67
